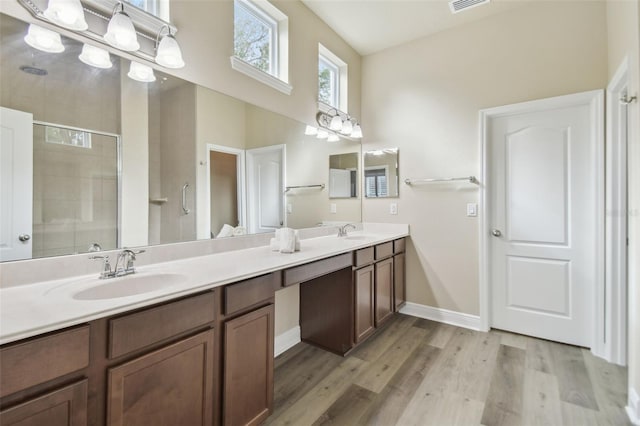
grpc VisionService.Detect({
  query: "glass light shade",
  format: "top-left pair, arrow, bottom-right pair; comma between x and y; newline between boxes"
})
43,0 -> 87,31
329,115 -> 343,131
24,24 -> 64,53
104,11 -> 140,51
304,125 -> 318,136
155,34 -> 185,69
350,124 -> 363,138
340,119 -> 353,135
79,44 -> 112,68
327,134 -> 340,142
128,61 -> 156,82
316,129 -> 329,139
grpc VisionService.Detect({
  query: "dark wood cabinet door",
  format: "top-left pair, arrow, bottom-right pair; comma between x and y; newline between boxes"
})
107,330 -> 214,426
375,257 -> 394,326
354,265 -> 375,343
223,304 -> 274,426
394,252 -> 406,311
0,380 -> 88,426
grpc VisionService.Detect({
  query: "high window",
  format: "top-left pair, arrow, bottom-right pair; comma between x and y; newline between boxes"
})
232,0 -> 291,94
318,44 -> 347,111
125,0 -> 169,21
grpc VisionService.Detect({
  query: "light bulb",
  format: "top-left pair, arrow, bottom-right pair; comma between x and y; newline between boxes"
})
104,10 -> 140,51
329,115 -> 343,131
304,125 -> 318,136
155,33 -> 185,69
43,0 -> 88,31
340,119 -> 353,135
128,61 -> 156,82
350,124 -> 363,138
24,24 -> 64,53
79,44 -> 112,69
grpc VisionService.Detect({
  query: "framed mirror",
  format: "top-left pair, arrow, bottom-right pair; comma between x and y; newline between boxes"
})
329,152 -> 358,199
363,148 -> 399,198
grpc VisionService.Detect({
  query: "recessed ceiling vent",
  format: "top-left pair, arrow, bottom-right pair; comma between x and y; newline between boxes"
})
449,0 -> 490,14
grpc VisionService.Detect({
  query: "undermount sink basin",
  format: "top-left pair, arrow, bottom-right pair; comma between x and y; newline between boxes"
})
73,273 -> 186,300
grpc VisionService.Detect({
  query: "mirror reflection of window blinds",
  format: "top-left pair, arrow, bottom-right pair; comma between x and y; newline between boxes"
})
365,168 -> 388,197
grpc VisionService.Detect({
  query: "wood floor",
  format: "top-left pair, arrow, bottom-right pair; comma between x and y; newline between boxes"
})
265,314 -> 630,426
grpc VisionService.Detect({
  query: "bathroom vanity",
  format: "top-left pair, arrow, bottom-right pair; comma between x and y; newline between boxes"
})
0,228 -> 407,426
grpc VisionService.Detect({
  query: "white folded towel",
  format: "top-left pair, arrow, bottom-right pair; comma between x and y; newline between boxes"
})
279,228 -> 296,253
269,238 -> 279,251
217,224 -> 234,238
232,226 -> 246,236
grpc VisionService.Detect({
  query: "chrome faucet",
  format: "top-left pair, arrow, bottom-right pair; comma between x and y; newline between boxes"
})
337,223 -> 356,237
90,249 -> 145,279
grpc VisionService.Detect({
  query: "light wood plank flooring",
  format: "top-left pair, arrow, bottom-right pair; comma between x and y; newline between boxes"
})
265,314 -> 629,426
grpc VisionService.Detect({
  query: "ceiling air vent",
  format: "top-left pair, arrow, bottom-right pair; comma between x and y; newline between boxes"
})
449,0 -> 490,14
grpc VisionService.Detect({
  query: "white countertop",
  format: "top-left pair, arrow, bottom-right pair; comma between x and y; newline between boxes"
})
0,227 -> 408,345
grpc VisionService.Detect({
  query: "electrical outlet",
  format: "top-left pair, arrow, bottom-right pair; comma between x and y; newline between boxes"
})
390,203 -> 398,215
330,203 -> 337,214
466,203 -> 477,217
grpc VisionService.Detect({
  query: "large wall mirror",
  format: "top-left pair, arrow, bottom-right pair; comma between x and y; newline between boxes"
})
363,148 -> 399,198
0,13 -> 362,262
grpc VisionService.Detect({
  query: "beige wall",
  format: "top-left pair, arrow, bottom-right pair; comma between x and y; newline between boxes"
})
361,1 -> 608,315
606,0 -> 640,408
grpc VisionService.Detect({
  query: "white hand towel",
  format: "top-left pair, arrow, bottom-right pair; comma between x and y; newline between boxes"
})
279,228 -> 296,253
269,238 -> 279,251
232,226 -> 246,236
217,224 -> 234,238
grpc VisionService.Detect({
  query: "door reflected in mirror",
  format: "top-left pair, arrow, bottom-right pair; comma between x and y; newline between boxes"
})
329,152 -> 358,199
363,148 -> 399,198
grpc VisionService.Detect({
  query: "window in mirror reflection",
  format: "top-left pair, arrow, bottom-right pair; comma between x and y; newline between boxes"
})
363,148 -> 399,198
329,152 -> 358,198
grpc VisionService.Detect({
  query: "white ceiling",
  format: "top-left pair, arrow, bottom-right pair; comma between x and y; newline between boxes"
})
301,0 -> 532,56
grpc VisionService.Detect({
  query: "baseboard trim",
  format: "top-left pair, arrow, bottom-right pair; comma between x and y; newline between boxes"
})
628,387 -> 640,425
400,302 -> 481,331
274,326 -> 300,357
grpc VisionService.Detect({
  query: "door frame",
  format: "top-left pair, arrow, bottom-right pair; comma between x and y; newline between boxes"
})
604,57 -> 630,365
205,144 -> 246,238
478,90 -> 605,356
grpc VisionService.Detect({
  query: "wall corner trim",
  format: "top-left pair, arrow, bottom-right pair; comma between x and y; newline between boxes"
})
274,325 -> 300,357
400,302 -> 481,331
628,387 -> 640,425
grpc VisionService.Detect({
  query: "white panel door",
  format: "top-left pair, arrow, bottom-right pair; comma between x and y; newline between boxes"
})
246,145 -> 284,233
0,107 -> 33,261
488,91 -> 602,347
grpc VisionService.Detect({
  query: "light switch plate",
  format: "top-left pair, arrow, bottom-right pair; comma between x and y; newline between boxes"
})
390,203 -> 398,215
466,203 -> 477,217
330,203 -> 337,214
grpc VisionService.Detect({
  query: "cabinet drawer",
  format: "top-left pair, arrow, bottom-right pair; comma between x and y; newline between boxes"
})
283,252 -> 352,287
0,326 -> 90,398
109,292 -> 215,359
354,247 -> 374,268
225,272 -> 281,316
393,238 -> 405,254
375,242 -> 393,260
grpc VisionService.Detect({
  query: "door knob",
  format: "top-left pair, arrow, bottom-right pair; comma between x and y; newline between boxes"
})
18,234 -> 31,242
491,229 -> 502,237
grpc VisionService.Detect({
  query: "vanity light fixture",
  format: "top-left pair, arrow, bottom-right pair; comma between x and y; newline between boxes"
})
128,61 -> 155,82
316,109 -> 363,139
79,43 -> 112,68
155,25 -> 184,69
43,0 -> 87,31
24,23 -> 65,53
104,1 -> 140,52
